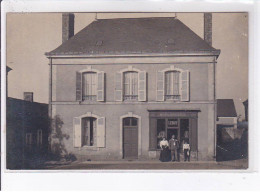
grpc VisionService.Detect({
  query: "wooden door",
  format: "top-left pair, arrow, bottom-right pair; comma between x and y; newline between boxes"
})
123,117 -> 138,159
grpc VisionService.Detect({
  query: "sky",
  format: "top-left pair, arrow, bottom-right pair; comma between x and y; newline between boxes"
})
6,13 -> 248,119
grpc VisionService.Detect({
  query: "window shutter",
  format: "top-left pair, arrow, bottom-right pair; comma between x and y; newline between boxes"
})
73,117 -> 82,148
115,72 -> 123,101
138,71 -> 147,101
156,71 -> 165,101
96,117 -> 106,148
181,70 -> 190,101
97,72 -> 105,101
76,71 -> 82,101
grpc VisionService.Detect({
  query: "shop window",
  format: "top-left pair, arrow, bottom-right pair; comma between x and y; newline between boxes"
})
157,119 -> 166,149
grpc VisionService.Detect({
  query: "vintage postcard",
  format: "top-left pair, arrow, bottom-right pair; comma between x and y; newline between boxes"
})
4,12 -> 249,171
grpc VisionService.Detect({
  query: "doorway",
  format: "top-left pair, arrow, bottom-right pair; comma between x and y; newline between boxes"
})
167,128 -> 178,141
123,117 -> 138,159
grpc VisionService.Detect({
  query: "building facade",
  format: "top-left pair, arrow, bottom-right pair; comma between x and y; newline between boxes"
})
46,14 -> 220,161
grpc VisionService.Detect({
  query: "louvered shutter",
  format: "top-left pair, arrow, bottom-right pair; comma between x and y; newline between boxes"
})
73,117 -> 82,147
96,117 -> 106,147
76,71 -> 82,101
97,72 -> 105,101
181,70 -> 190,101
115,72 -> 123,101
156,71 -> 165,101
138,71 -> 147,101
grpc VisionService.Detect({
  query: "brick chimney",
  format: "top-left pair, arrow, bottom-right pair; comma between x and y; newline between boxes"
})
24,92 -> 33,102
62,13 -> 75,43
204,13 -> 212,46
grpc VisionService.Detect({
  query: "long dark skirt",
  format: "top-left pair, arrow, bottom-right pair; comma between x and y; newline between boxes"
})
159,147 -> 171,162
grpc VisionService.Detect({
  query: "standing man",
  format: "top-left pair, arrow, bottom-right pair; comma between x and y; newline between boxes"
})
169,135 -> 179,162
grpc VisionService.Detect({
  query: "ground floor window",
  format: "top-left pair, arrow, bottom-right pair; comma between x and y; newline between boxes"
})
37,129 -> 42,147
25,133 -> 33,151
74,115 -> 105,148
82,117 -> 97,146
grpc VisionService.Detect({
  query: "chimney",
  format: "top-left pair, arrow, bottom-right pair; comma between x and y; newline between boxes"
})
62,13 -> 75,43
204,13 -> 212,46
24,92 -> 33,102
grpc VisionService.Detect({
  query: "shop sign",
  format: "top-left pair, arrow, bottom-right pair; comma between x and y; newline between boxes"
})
168,119 -> 178,127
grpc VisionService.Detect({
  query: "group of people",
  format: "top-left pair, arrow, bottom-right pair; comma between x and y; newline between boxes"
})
159,135 -> 190,162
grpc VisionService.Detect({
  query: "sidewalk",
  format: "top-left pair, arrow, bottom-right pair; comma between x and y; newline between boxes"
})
45,158 -> 248,170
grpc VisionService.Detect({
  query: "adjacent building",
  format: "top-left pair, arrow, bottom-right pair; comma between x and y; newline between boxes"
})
6,93 -> 49,169
46,13 -> 220,161
216,99 -> 238,143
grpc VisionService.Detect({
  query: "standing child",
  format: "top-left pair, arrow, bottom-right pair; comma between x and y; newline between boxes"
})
183,140 -> 190,162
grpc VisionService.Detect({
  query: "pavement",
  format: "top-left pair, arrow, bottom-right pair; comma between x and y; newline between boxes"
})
44,158 -> 248,170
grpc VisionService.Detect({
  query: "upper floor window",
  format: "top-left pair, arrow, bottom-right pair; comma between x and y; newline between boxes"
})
82,72 -> 97,101
115,66 -> 147,102
157,66 -> 189,102
123,71 -> 138,101
76,67 -> 105,102
165,71 -> 180,100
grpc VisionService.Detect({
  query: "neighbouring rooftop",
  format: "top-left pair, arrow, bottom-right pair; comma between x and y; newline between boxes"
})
217,99 -> 237,118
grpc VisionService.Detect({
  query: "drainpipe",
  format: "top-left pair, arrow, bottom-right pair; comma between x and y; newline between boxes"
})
48,57 -> 53,152
213,56 -> 217,159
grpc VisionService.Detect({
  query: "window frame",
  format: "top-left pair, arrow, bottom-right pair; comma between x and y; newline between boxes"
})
37,129 -> 43,147
25,133 -> 33,146
123,71 -> 139,101
73,112 -> 106,149
76,66 -> 105,102
81,117 -> 97,147
82,71 -> 97,101
115,66 -> 147,102
164,70 -> 181,101
157,65 -> 189,102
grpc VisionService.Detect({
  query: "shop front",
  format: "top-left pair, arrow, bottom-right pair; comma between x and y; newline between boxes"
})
148,110 -> 199,160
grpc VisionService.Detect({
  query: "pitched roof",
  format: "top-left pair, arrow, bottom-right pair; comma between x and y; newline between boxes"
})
217,99 -> 237,117
46,17 -> 220,57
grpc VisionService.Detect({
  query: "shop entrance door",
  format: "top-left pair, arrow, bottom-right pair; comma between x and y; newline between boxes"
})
167,128 -> 179,141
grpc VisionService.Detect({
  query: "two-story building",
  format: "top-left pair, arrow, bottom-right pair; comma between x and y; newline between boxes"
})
46,13 -> 220,161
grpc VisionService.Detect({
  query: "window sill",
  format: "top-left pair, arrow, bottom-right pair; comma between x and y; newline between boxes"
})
80,146 -> 100,151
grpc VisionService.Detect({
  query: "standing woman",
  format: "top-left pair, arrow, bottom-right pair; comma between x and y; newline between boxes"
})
159,137 -> 171,162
